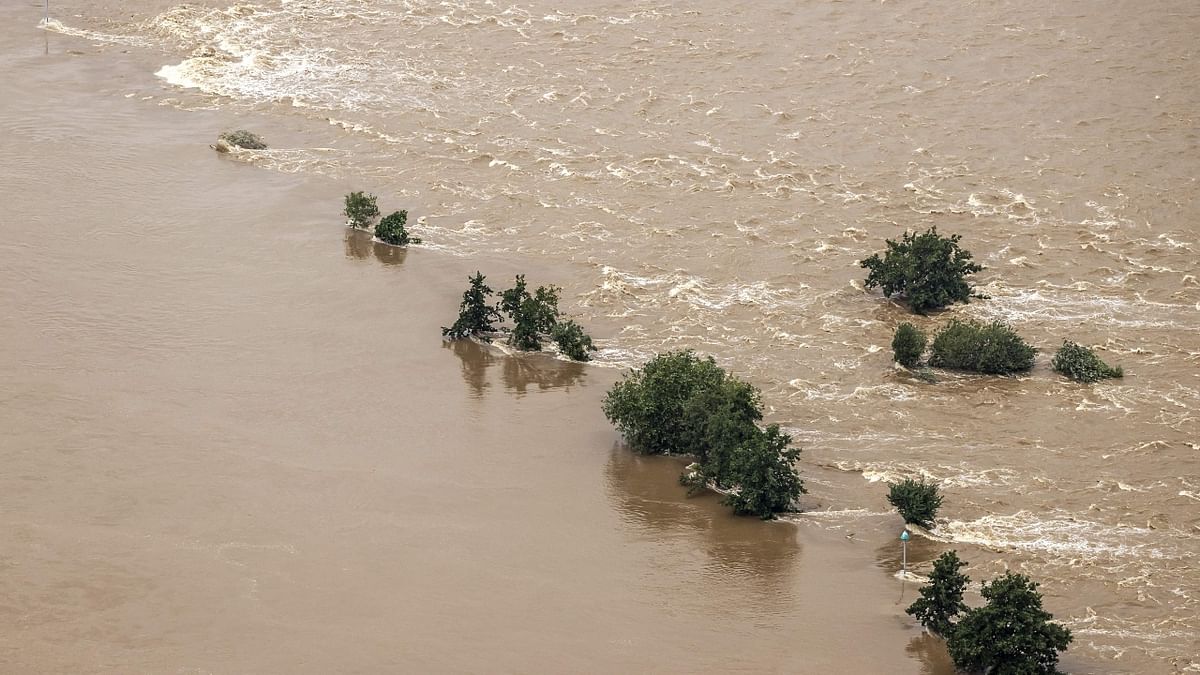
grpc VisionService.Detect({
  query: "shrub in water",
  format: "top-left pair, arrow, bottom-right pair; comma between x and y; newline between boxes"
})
500,276 -> 561,352
551,320 -> 596,362
375,210 -> 421,246
860,226 -> 983,314
1051,340 -> 1122,383
907,550 -> 969,636
720,425 -> 805,520
888,477 -> 942,529
442,272 -> 501,340
892,322 -> 927,368
947,572 -> 1072,675
343,191 -> 380,229
928,319 -> 1035,375
218,129 -> 267,150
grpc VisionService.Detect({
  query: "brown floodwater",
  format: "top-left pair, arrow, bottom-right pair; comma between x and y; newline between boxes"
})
4,0 -> 1199,672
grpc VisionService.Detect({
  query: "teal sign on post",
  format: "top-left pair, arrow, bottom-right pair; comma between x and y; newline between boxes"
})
900,529 -> 910,574
900,530 -> 910,541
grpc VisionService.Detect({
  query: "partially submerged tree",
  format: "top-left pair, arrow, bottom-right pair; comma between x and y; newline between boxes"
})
217,129 -> 267,150
500,276 -> 561,352
603,350 -> 804,519
928,319 -> 1035,375
907,551 -> 969,636
720,425 -> 805,519
551,320 -> 597,362
442,272 -> 501,340
860,227 -> 983,314
375,210 -> 421,246
343,191 -> 380,229
888,477 -> 943,529
892,322 -> 927,368
947,572 -> 1073,675
1051,340 -> 1123,383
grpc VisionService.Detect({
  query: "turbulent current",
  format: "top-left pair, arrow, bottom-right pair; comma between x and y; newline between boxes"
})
40,0 -> 1200,671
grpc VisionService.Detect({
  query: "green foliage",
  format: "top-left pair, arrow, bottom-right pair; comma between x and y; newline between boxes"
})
947,573 -> 1073,675
219,129 -> 267,150
442,272 -> 501,340
602,350 -> 726,456
551,320 -> 596,361
907,551 -> 969,636
887,477 -> 943,529
500,276 -> 561,352
375,210 -> 421,246
928,319 -> 1035,375
602,350 -> 803,519
892,322 -> 927,368
720,425 -> 805,519
343,191 -> 380,229
1051,340 -> 1123,383
860,227 -> 983,314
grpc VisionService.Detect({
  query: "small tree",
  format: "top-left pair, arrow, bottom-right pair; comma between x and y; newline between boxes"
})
721,425 -> 805,519
551,320 -> 596,361
929,319 -> 1035,375
947,573 -> 1072,675
442,272 -> 501,340
375,210 -> 421,246
343,191 -> 380,229
907,551 -> 969,636
602,350 -> 726,456
218,129 -> 267,150
679,377 -> 762,480
888,477 -> 942,529
500,276 -> 561,351
892,322 -> 927,368
860,227 -> 983,314
1051,340 -> 1122,383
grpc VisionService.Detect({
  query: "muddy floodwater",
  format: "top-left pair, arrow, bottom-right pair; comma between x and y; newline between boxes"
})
2,0 -> 1198,672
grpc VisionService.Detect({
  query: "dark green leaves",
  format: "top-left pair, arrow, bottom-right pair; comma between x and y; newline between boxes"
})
906,551 -> 969,636
860,227 -> 983,314
442,272 -> 501,339
375,210 -> 421,246
929,319 -> 1035,375
892,322 -> 927,368
343,191 -> 380,229
947,573 -> 1073,675
887,477 -> 942,529
1051,340 -> 1123,383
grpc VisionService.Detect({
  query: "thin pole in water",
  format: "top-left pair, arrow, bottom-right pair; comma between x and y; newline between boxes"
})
44,0 -> 49,25
900,528 -> 910,576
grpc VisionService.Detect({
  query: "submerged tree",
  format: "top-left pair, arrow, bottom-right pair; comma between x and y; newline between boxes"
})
888,477 -> 943,529
551,320 -> 597,362
947,572 -> 1073,675
442,272 -> 501,340
500,275 -> 561,352
1051,340 -> 1123,383
907,551 -> 969,636
860,227 -> 983,314
343,191 -> 380,229
602,350 -> 727,456
928,319 -> 1035,375
217,129 -> 267,150
375,210 -> 421,246
892,322 -> 927,368
720,424 -> 805,519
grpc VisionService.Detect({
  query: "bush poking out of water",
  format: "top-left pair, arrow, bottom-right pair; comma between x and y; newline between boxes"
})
375,210 -> 421,246
947,572 -> 1072,675
720,425 -> 805,519
928,319 -> 1035,375
442,272 -> 501,340
1051,340 -> 1122,383
860,227 -> 983,314
907,550 -> 969,636
888,477 -> 942,529
551,320 -> 596,361
501,276 -> 562,352
603,350 -> 804,519
892,322 -> 927,368
218,129 -> 267,150
343,191 -> 380,229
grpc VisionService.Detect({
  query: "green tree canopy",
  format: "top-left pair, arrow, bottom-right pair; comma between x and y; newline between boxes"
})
947,572 -> 1073,675
343,191 -> 380,229
442,272 -> 501,340
720,425 -> 805,519
907,550 -> 969,636
892,322 -> 927,368
888,477 -> 943,529
928,319 -> 1035,375
375,210 -> 421,246
860,227 -> 983,314
1051,340 -> 1123,383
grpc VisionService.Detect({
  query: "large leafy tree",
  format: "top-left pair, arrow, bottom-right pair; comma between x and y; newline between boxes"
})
860,227 -> 983,314
888,477 -> 943,529
947,572 -> 1073,675
602,350 -> 726,456
720,425 -> 805,519
907,551 -> 969,636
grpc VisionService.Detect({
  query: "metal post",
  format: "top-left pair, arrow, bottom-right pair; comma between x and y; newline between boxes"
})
44,0 -> 49,25
900,529 -> 910,576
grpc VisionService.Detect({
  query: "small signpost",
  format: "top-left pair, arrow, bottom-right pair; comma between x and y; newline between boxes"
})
900,529 -> 910,575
